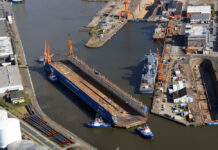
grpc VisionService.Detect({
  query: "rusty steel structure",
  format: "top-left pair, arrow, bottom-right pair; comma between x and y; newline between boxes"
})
157,48 -> 166,83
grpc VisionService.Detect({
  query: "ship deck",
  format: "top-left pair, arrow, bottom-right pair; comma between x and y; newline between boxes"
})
51,61 -> 146,128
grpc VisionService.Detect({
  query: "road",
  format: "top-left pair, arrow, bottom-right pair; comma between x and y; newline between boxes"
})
3,107 -> 61,150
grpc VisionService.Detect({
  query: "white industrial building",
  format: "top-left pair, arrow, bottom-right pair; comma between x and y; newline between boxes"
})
0,109 -> 7,120
0,20 -> 9,37
190,13 -> 210,24
0,65 -> 23,94
185,24 -> 210,49
173,88 -> 193,103
0,36 -> 13,58
168,80 -> 184,94
7,140 -> 48,150
0,118 -> 22,149
187,6 -> 211,17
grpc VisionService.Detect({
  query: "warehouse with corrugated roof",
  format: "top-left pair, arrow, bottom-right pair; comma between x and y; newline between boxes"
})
0,65 -> 23,94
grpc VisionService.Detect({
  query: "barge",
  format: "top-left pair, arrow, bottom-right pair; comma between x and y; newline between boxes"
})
43,41 -> 148,128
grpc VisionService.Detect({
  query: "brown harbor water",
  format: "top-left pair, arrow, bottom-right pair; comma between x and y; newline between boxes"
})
13,0 -> 218,150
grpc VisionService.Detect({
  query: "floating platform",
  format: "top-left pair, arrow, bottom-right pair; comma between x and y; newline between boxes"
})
153,23 -> 167,40
44,56 -> 148,128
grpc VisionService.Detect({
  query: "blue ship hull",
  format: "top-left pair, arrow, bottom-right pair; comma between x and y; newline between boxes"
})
139,89 -> 154,94
44,63 -> 117,125
136,127 -> 154,139
205,122 -> 218,125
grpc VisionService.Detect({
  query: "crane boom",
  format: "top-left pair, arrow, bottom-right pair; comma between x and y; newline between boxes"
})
159,0 -> 168,16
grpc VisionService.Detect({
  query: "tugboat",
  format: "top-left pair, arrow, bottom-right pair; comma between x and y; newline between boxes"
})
86,116 -> 111,128
48,73 -> 57,82
37,56 -> 44,63
136,124 -> 154,139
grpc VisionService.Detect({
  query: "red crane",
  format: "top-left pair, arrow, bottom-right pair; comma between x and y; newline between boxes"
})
119,0 -> 131,20
44,40 -> 47,62
43,41 -> 53,64
68,40 -> 74,57
159,0 -> 168,17
167,51 -> 173,61
166,17 -> 175,37
157,48 -> 166,83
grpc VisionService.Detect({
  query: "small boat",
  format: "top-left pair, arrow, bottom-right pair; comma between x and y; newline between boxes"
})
12,0 -> 24,2
205,122 -> 218,125
37,56 -> 44,63
86,117 -> 111,128
48,73 -> 57,82
136,124 -> 154,139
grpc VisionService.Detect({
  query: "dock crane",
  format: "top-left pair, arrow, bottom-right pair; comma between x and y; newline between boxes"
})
157,48 -> 166,84
68,40 -> 74,57
167,51 -> 173,61
43,41 -> 53,64
159,0 -> 175,37
44,40 -> 74,64
119,0 -> 131,20
44,40 -> 47,62
159,0 -> 168,17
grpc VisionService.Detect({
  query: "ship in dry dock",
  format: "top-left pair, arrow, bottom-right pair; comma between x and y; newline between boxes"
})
43,41 -> 148,128
139,51 -> 158,94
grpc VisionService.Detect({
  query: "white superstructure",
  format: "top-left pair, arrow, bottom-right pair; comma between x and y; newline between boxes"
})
0,118 -> 22,148
0,109 -> 7,120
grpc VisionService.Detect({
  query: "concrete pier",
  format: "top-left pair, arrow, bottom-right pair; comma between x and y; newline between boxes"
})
85,0 -> 155,48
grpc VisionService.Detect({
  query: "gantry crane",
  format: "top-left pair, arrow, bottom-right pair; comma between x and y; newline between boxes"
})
44,40 -> 74,64
159,0 -> 175,37
119,0 -> 131,20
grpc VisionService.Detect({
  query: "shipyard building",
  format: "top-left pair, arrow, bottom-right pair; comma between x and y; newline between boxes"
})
0,7 -> 24,104
0,37 -> 13,58
190,13 -> 210,24
187,5 -> 211,17
0,65 -> 23,94
185,24 -> 210,53
161,0 -> 183,18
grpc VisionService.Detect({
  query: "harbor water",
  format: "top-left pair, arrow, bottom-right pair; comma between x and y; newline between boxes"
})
13,0 -> 218,150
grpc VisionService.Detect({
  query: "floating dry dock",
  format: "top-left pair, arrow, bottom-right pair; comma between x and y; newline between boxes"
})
45,56 -> 147,128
